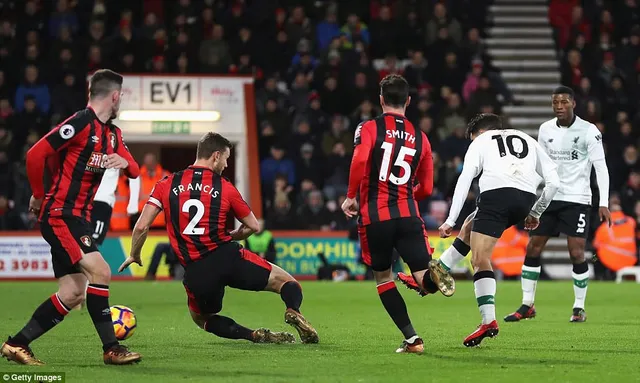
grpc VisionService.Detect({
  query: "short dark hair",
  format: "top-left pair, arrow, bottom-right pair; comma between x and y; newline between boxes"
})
379,74 -> 409,108
196,132 -> 233,159
552,85 -> 574,99
89,69 -> 123,99
466,113 -> 503,139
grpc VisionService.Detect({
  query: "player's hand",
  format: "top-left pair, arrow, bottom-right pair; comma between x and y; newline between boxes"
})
599,207 -> 612,227
28,195 -> 43,216
104,153 -> 129,169
341,197 -> 359,218
438,223 -> 452,238
118,253 -> 142,272
524,215 -> 540,230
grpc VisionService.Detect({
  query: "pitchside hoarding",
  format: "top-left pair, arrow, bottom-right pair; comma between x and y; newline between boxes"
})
0,233 -> 589,280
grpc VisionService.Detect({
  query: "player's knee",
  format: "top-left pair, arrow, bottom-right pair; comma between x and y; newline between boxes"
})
190,312 -> 208,329
58,287 -> 86,308
569,250 -> 585,263
471,252 -> 491,271
526,242 -> 544,257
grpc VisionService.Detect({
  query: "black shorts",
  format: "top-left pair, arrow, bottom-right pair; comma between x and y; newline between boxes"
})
530,200 -> 590,238
358,217 -> 432,272
40,215 -> 99,278
90,201 -> 112,245
473,188 -> 537,238
182,242 -> 272,315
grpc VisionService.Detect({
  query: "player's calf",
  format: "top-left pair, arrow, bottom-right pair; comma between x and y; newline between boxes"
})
266,265 -> 319,344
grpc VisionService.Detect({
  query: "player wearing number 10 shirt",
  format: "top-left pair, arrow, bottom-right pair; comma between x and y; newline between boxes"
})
342,74 -> 455,354
439,113 -> 560,347
119,132 -> 318,345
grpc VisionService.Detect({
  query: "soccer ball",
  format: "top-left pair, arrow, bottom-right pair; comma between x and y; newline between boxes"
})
110,305 -> 137,340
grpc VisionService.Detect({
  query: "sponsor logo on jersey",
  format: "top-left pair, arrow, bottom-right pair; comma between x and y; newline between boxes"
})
86,152 -> 107,173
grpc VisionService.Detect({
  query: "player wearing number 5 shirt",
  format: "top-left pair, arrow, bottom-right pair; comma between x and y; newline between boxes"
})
342,74 -> 454,354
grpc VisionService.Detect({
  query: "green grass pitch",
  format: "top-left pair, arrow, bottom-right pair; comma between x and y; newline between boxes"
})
1,281 -> 639,383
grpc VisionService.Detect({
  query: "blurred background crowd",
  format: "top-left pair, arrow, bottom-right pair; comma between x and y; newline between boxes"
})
0,0 -> 638,245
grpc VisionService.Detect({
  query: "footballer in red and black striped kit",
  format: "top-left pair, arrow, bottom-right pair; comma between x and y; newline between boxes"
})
1,69 -> 142,366
342,74 -> 456,353
120,132 -> 319,345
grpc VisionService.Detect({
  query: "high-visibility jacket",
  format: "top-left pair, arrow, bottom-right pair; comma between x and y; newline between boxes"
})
111,175 -> 133,231
139,164 -> 168,228
593,211 -> 637,272
492,226 -> 528,277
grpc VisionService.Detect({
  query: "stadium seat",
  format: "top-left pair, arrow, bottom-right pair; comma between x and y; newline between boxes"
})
615,266 -> 640,283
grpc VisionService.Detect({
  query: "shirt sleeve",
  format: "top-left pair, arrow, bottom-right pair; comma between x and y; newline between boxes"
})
26,120 -> 88,199
347,121 -> 375,199
530,141 -> 560,218
226,181 -> 252,219
586,125 -> 610,207
445,140 -> 482,227
147,176 -> 168,210
413,134 -> 434,201
115,128 -> 140,178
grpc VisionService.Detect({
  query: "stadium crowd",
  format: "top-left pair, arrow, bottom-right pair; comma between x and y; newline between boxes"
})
0,0 -> 637,245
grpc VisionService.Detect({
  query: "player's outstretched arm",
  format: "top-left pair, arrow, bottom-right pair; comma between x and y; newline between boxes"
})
119,203 -> 161,272
530,141 -> 560,220
442,142 -> 482,234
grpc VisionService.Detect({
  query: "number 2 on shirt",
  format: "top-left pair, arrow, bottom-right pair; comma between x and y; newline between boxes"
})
379,142 -> 416,185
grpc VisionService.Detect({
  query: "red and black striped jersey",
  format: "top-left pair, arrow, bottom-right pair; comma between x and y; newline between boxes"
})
146,166 -> 252,266
347,112 -> 434,226
26,107 -> 140,222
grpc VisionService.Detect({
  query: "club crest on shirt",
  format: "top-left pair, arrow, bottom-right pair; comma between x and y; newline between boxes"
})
80,235 -> 92,247
109,133 -> 117,149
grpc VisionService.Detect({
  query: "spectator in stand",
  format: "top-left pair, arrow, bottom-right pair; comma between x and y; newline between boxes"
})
261,144 -> 296,191
297,190 -> 333,231
267,194 -> 297,230
341,14 -> 370,47
426,2 -> 462,45
296,143 -> 324,191
316,8 -> 341,52
549,0 -> 579,50
323,142 -> 350,201
562,49 -> 585,90
621,169 -> 640,216
199,24 -> 232,73
51,73 -> 84,124
370,5 -> 397,59
13,95 -> 47,147
322,115 -> 353,157
404,51 -> 432,95
15,65 -> 50,114
49,0 -> 79,38
437,93 -> 466,140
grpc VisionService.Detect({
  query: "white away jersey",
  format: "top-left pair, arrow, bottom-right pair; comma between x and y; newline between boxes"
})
444,129 -> 559,227
465,129 -> 554,195
537,116 -> 604,205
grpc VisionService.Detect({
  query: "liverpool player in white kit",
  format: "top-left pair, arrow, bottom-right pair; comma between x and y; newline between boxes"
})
439,114 -> 560,347
505,86 -> 611,323
92,169 -> 140,245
